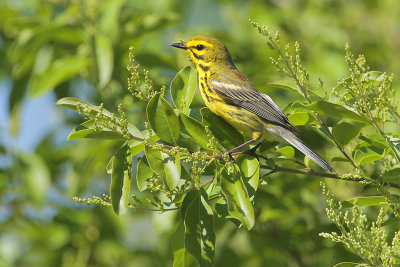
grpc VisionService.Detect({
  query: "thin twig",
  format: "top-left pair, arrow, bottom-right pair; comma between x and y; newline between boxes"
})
129,134 -> 145,141
129,134 -> 195,157
389,108 -> 400,126
182,177 -> 215,194
317,116 -> 357,168
127,204 -> 180,212
208,193 -> 223,202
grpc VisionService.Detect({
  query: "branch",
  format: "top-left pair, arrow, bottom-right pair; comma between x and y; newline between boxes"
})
260,164 -> 400,189
260,164 -> 340,178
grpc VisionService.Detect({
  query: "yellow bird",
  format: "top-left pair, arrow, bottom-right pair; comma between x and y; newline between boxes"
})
171,36 -> 334,172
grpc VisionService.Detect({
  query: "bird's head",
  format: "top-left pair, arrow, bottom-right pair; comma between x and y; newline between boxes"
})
170,36 -> 234,69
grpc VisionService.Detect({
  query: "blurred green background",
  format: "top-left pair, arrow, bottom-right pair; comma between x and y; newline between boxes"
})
1,0 -> 399,266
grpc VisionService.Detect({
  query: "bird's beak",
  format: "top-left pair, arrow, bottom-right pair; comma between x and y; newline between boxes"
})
170,42 -> 188,49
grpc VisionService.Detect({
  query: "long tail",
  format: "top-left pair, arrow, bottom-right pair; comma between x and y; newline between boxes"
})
272,127 -> 334,172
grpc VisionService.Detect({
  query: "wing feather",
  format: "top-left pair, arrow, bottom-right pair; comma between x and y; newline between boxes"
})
210,74 -> 294,130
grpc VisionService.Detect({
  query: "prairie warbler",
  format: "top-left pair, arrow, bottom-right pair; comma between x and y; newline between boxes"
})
171,36 -> 334,172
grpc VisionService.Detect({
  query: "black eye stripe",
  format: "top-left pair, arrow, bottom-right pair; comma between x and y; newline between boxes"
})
191,52 -> 204,60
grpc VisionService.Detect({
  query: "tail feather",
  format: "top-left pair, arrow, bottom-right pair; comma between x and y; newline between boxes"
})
273,127 -> 334,172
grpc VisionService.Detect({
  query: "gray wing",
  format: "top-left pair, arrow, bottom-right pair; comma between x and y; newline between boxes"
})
210,76 -> 295,130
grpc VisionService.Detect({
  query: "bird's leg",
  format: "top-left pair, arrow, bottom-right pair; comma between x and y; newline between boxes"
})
217,132 -> 262,158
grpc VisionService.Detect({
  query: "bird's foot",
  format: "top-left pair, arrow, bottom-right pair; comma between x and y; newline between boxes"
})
215,149 -> 237,163
227,151 -> 236,163
243,143 -> 262,161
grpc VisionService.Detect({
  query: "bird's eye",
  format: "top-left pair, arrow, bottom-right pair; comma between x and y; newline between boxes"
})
196,44 -> 205,51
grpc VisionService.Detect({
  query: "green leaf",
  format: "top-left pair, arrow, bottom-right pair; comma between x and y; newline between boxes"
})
353,142 -> 389,166
67,121 -> 126,140
99,0 -> 125,36
95,34 -> 113,88
56,97 -> 143,139
171,66 -> 197,113
147,93 -> 180,144
180,189 -> 198,220
9,76 -> 28,118
127,140 -> 145,156
106,156 -> 114,174
179,111 -> 211,150
277,146 -> 295,158
268,80 -> 302,94
136,157 -> 153,192
333,262 -> 366,267
354,148 -> 383,166
110,145 -> 131,215
388,135 -> 400,158
183,190 -> 215,266
332,122 -> 363,146
29,56 -> 90,97
382,168 -> 400,184
292,101 -> 369,123
9,24 -> 85,78
144,145 -> 164,177
173,248 -> 198,267
343,196 -> 388,208
57,97 -> 112,115
200,108 -> 243,149
164,152 -> 181,191
220,164 -> 255,230
287,112 -> 310,125
358,135 -> 388,149
32,45 -> 53,78
213,197 -> 240,226
67,128 -> 124,140
18,153 -> 51,204
362,71 -> 385,83
144,145 -> 180,190
304,155 -> 311,167
237,155 -> 260,202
